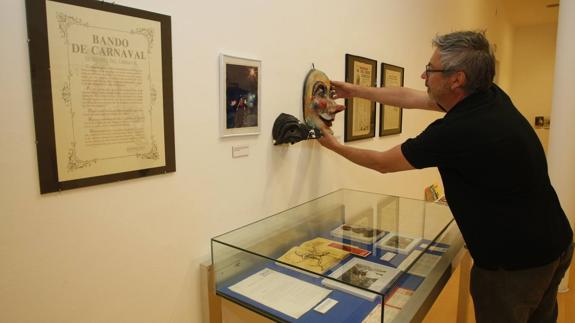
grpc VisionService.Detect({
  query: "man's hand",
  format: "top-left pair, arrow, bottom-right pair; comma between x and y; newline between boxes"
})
330,80 -> 357,99
318,127 -> 342,151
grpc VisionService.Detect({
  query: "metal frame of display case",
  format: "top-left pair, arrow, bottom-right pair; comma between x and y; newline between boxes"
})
206,189 -> 469,323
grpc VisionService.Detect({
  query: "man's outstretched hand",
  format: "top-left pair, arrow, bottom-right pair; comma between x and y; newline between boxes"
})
318,128 -> 341,151
330,80 -> 356,100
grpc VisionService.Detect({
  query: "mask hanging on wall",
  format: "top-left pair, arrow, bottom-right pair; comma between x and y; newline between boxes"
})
272,68 -> 343,145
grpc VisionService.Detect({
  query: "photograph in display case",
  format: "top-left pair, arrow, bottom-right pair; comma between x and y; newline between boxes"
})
322,257 -> 399,300
25,0 -> 175,193
330,224 -> 387,244
220,54 -> 261,137
379,63 -> 404,136
377,232 -> 421,255
344,54 -> 377,142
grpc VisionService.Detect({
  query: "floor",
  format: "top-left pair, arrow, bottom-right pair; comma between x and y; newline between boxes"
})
423,253 -> 575,323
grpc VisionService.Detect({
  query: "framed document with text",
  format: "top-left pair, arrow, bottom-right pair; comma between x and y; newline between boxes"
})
344,54 -> 377,142
25,0 -> 175,193
219,54 -> 261,137
380,63 -> 403,136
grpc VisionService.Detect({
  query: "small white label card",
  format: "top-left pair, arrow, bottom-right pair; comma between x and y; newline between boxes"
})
314,298 -> 338,314
380,252 -> 397,262
386,287 -> 413,309
232,145 -> 249,158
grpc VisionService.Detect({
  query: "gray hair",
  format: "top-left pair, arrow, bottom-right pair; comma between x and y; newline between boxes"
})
432,31 -> 495,93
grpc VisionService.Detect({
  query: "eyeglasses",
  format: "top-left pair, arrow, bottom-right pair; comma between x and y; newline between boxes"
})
425,63 -> 451,77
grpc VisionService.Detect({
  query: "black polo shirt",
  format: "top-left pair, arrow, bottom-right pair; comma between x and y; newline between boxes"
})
401,84 -> 573,269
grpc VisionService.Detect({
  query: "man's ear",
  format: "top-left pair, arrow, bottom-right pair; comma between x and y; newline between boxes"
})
450,71 -> 467,91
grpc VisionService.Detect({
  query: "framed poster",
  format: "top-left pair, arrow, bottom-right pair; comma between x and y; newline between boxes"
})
344,54 -> 377,142
380,63 -> 404,136
25,0 -> 175,193
219,54 -> 261,137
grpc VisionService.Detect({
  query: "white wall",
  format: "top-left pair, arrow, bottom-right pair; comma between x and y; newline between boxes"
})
508,23 -> 557,152
0,1 -> 512,322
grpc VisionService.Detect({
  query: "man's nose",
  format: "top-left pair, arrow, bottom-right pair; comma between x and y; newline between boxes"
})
421,71 -> 427,79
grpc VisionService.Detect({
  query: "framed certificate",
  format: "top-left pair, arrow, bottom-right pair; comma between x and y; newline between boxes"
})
219,54 -> 261,137
25,0 -> 175,193
344,54 -> 377,142
380,63 -> 404,136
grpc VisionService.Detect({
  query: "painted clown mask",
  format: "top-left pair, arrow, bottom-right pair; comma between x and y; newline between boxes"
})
303,69 -> 344,133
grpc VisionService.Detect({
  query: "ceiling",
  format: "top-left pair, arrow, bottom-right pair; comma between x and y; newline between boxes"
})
502,0 -> 560,26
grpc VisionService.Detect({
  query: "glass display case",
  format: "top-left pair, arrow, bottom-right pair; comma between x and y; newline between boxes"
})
211,189 -> 463,323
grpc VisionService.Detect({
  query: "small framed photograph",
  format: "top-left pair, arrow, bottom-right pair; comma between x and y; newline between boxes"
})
344,54 -> 377,142
220,54 -> 261,137
377,232 -> 421,255
380,63 -> 404,136
534,116 -> 544,128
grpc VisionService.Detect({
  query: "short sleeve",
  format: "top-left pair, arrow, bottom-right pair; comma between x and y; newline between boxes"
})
400,119 -> 457,169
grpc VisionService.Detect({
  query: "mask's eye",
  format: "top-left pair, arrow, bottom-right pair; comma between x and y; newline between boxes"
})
312,82 -> 327,98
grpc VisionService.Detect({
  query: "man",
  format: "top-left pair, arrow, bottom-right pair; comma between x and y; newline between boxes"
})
319,31 -> 573,323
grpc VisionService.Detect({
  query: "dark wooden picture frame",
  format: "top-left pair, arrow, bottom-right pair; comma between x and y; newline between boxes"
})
344,54 -> 377,142
25,0 -> 175,193
379,63 -> 404,136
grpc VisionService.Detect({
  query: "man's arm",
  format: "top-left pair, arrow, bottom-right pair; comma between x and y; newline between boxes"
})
331,81 -> 442,112
318,133 -> 414,173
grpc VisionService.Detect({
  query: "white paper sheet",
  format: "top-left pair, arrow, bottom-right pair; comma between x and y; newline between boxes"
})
229,268 -> 331,319
407,253 -> 442,277
386,287 -> 413,308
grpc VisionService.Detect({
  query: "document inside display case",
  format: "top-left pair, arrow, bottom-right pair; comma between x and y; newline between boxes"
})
330,224 -> 387,244
212,189 -> 461,323
216,240 -> 452,322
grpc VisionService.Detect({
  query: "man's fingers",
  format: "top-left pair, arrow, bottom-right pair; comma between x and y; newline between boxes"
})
333,104 -> 345,114
330,81 -> 353,100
